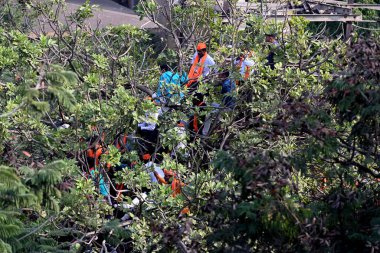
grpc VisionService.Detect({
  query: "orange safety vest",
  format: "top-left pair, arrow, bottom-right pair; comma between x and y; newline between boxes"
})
86,144 -> 104,166
154,169 -> 185,197
193,115 -> 199,133
164,169 -> 185,197
236,57 -> 251,80
171,177 -> 184,197
186,53 -> 208,88
154,169 -> 189,214
114,134 -> 128,151
192,101 -> 205,133
113,133 -> 132,200
86,143 -> 110,169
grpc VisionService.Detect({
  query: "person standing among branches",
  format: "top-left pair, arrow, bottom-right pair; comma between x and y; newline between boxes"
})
186,42 -> 215,92
234,50 -> 255,82
265,33 -> 279,70
219,70 -> 236,108
85,134 -> 111,203
154,64 -> 186,106
137,97 -> 160,161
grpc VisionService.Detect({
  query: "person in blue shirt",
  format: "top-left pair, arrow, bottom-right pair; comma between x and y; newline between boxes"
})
220,70 -> 236,108
265,33 -> 279,70
154,64 -> 187,105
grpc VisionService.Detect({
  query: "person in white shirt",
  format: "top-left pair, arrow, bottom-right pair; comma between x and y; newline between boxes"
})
186,42 -> 215,90
234,51 -> 255,80
137,97 -> 162,157
191,50 -> 215,77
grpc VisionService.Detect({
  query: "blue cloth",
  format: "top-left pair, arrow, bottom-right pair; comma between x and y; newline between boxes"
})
90,169 -> 109,197
155,71 -> 186,104
179,71 -> 189,86
221,79 -> 235,94
223,96 -> 236,108
221,79 -> 236,108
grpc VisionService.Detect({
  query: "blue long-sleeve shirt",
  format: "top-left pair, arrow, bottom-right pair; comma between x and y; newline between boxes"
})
155,71 -> 186,104
221,79 -> 235,94
221,79 -> 236,108
90,169 -> 109,197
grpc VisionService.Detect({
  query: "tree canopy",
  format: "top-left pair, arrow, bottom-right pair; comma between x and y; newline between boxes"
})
0,0 -> 379,252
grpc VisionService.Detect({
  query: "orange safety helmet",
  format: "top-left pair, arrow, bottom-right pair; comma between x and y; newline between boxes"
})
142,153 -> 151,161
196,42 -> 207,51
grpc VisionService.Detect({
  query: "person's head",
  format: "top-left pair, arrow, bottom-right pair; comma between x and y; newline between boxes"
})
219,70 -> 229,79
159,63 -> 170,73
265,34 -> 276,43
235,51 -> 245,61
196,42 -> 207,58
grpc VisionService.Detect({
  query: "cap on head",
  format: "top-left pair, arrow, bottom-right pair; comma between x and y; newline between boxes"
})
196,42 -> 207,51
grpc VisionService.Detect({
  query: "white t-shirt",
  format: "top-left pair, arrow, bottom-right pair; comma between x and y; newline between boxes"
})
191,53 -> 216,77
234,58 -> 255,77
138,107 -> 162,131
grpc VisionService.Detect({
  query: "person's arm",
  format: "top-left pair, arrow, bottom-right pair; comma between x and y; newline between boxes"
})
203,56 -> 216,76
155,74 -> 165,102
208,55 -> 216,66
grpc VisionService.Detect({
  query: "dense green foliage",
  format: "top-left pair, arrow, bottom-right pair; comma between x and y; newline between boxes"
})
0,0 -> 379,252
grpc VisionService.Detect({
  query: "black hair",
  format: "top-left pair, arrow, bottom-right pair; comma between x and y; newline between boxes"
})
159,64 -> 170,72
222,70 -> 230,77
